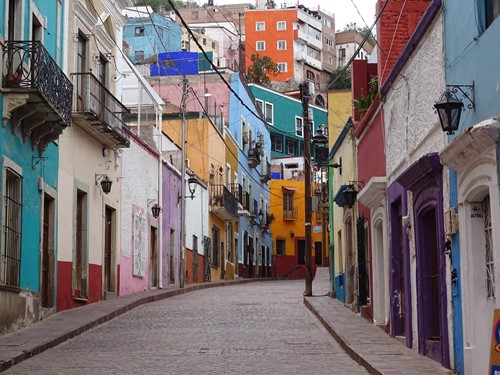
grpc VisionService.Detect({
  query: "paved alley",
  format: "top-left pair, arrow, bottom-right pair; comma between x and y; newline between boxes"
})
3,281 -> 368,375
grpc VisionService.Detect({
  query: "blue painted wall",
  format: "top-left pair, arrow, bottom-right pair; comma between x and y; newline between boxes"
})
443,2 -> 500,373
124,13 -> 181,63
248,84 -> 328,160
151,51 -> 199,76
0,0 -> 62,292
228,74 -> 272,264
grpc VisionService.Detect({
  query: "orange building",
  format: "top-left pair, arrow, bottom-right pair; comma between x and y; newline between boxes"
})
270,179 -> 326,279
245,5 -> 333,89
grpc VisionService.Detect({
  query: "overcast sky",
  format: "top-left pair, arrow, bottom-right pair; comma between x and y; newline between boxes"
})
213,0 -> 378,32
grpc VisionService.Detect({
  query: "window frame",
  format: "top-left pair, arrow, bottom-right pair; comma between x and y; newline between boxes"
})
256,41 -> 265,51
277,62 -> 287,73
286,138 -> 298,155
277,40 -> 286,50
276,239 -> 286,256
295,116 -> 304,138
256,21 -> 265,31
265,102 -> 273,125
271,134 -> 283,152
277,21 -> 286,30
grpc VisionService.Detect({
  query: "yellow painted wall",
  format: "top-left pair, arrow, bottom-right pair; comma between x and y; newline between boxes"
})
269,180 -> 324,257
331,126 -> 356,278
328,90 -> 352,144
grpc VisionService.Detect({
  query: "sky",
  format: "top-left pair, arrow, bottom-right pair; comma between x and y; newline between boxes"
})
213,0 -> 378,32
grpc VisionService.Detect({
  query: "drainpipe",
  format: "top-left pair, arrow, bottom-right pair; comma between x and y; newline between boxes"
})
157,105 -> 163,289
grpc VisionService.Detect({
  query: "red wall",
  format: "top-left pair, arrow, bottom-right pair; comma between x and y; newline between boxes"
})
185,249 -> 204,284
376,0 -> 431,86
56,261 -> 103,312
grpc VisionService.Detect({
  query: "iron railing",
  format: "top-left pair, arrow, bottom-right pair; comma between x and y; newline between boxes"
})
283,207 -> 298,220
210,184 -> 238,218
2,41 -> 73,125
230,184 -> 250,211
71,72 -> 130,143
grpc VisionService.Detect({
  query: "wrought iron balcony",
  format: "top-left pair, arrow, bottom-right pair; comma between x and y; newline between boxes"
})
260,161 -> 271,183
210,184 -> 238,221
71,72 -> 130,148
248,147 -> 261,168
283,207 -> 299,220
230,183 -> 251,214
2,41 -> 73,152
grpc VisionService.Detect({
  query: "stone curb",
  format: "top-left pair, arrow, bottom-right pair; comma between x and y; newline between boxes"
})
0,278 -> 270,373
304,297 -> 382,375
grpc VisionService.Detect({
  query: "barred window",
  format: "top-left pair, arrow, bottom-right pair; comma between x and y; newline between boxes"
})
484,195 -> 495,298
1,167 -> 23,287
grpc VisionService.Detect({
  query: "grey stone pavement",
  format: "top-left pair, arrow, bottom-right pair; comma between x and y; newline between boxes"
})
0,272 -> 454,374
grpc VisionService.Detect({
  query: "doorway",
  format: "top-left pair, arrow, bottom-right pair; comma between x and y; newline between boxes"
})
104,206 -> 115,296
149,226 -> 158,288
41,195 -> 55,308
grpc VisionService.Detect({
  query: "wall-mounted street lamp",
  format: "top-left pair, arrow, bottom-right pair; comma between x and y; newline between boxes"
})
343,181 -> 363,208
434,84 -> 475,135
147,199 -> 162,218
95,174 -> 112,194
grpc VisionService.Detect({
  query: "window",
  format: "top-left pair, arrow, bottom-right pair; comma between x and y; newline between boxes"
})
277,40 -> 286,50
256,41 -> 265,51
276,239 -> 286,255
486,0 -> 500,27
325,37 -> 333,47
338,48 -> 346,66
265,102 -> 273,124
135,50 -> 144,62
295,117 -> 303,137
277,21 -> 286,30
277,62 -> 287,72
212,226 -> 220,267
327,54 -> 334,65
286,138 -> 298,155
323,18 -> 332,28
256,21 -> 265,31
484,195 -> 495,297
283,191 -> 296,219
135,27 -> 144,36
255,99 -> 263,113
307,47 -> 320,60
1,167 -> 22,287
271,134 -> 283,152
191,11 -> 198,19
203,38 -> 207,46
212,41 -> 216,49
192,235 -> 198,282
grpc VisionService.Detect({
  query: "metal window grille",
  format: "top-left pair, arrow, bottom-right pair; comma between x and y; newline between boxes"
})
2,168 -> 22,287
484,195 -> 495,298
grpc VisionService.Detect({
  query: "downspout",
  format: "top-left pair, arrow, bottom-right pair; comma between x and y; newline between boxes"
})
157,105 -> 163,288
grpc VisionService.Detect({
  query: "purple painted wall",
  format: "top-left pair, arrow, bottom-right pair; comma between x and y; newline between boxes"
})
397,153 -> 450,368
162,162 -> 182,287
387,180 -> 412,347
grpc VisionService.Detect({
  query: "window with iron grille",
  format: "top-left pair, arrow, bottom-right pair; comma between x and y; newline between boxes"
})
484,195 -> 495,298
192,235 -> 198,282
283,192 -> 294,218
276,239 -> 285,256
1,167 -> 23,287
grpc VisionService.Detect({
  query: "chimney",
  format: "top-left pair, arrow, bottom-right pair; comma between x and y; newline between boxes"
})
377,0 -> 431,86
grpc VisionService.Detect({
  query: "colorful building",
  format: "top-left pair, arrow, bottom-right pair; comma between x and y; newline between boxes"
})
0,0 -> 72,331
57,0 -> 131,311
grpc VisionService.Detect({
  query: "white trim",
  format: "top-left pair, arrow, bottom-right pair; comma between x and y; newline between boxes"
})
256,41 -> 265,51
276,21 -> 286,30
255,21 -> 265,31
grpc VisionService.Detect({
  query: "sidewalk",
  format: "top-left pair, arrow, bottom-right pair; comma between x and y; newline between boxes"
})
0,278 -> 260,373
307,267 -> 453,375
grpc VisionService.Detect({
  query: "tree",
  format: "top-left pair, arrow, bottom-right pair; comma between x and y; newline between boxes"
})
135,0 -> 199,12
342,24 -> 376,48
245,54 -> 279,87
329,67 -> 351,90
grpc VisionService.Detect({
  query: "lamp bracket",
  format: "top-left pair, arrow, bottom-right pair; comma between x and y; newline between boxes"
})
446,83 -> 475,111
95,173 -> 108,185
32,156 -> 47,170
147,199 -> 158,207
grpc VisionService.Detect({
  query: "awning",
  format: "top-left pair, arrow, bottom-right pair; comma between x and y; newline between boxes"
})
282,186 -> 298,192
333,184 -> 349,207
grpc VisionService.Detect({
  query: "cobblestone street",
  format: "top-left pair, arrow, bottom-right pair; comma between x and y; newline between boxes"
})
4,281 -> 368,375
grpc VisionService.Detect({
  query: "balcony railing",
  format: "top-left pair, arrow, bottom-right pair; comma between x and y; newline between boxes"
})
2,41 -> 73,126
283,207 -> 298,220
260,161 -> 271,183
210,184 -> 238,220
71,72 -> 130,148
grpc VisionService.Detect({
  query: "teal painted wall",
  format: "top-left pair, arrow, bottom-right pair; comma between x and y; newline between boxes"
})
0,0 -> 63,292
248,84 -> 328,159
